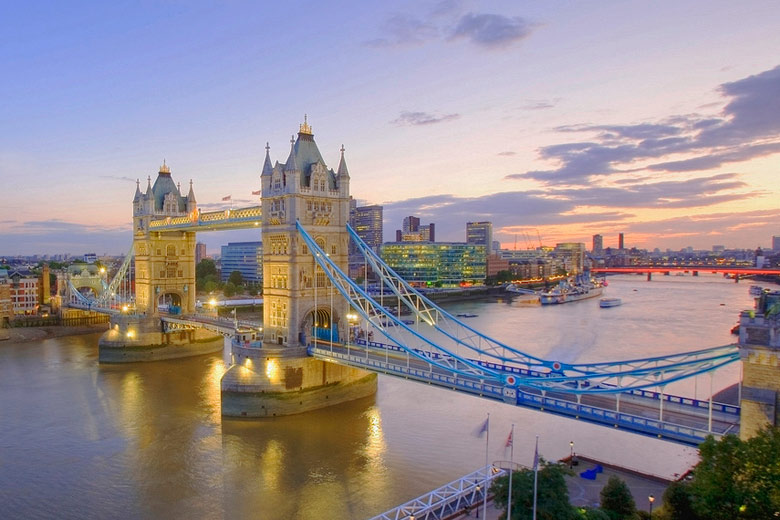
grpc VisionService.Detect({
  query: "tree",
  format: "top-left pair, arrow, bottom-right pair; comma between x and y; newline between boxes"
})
688,428 -> 780,520
196,259 -> 218,290
660,480 -> 699,520
491,462 -> 577,520
203,280 -> 218,294
228,270 -> 244,287
223,282 -> 237,297
599,476 -> 636,520
196,258 -> 217,279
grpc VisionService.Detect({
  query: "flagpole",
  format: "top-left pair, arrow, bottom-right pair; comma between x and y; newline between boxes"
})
507,424 -> 514,520
483,413 -> 489,519
532,435 -> 539,520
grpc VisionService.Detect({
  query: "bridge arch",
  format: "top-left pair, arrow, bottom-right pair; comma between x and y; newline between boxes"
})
157,291 -> 183,314
300,304 -> 341,344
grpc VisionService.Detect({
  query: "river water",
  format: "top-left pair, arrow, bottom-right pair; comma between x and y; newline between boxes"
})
0,274 -> 762,519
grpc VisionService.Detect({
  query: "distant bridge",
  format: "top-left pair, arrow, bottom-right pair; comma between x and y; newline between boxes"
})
592,266 -> 780,276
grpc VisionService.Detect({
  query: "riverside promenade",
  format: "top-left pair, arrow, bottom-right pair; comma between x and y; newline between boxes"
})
410,456 -> 673,520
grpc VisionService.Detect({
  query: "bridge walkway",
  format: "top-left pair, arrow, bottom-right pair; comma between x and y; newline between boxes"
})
310,341 -> 739,446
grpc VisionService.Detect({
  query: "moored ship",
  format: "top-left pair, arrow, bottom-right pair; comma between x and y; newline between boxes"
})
539,275 -> 604,305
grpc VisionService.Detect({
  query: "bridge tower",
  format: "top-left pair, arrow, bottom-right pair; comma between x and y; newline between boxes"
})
132,161 -> 198,315
738,290 -> 780,439
221,118 -> 376,416
99,162 -> 223,362
259,117 -> 352,348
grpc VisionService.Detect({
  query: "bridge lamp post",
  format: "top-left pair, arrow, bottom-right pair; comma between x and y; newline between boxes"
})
570,441 -> 574,468
209,298 -> 218,317
648,494 -> 654,517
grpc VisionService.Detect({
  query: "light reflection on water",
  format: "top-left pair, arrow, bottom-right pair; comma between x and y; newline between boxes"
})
0,274 -> 762,519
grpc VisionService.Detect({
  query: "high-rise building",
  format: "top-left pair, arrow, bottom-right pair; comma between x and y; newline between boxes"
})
592,234 -> 603,254
351,205 -> 383,251
420,223 -> 435,242
195,242 -> 207,265
618,233 -> 625,250
402,216 -> 420,234
397,216 -> 434,243
773,236 -> 780,252
220,242 -> 263,283
466,222 -> 493,253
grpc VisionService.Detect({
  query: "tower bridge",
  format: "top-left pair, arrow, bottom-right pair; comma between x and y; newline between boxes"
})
70,118 -> 780,445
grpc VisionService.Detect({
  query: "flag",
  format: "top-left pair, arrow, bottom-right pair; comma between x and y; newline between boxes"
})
251,190 -> 261,195
474,416 -> 489,438
505,429 -> 513,449
222,195 -> 232,201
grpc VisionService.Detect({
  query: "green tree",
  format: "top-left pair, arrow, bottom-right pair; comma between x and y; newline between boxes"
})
599,476 -> 636,520
203,280 -> 218,294
223,282 -> 237,297
689,428 -> 780,520
196,258 -> 217,278
228,270 -> 244,287
491,462 -> 577,520
660,480 -> 699,520
196,259 -> 218,290
574,507 -> 610,520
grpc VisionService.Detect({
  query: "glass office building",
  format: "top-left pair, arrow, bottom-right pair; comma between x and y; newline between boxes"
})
220,241 -> 263,283
379,242 -> 486,286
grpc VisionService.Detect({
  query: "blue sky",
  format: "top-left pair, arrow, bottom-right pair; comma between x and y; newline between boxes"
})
2,1 -> 779,256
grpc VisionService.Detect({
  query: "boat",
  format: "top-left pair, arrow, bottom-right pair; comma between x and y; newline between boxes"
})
456,313 -> 478,318
599,297 -> 622,308
539,274 -> 604,305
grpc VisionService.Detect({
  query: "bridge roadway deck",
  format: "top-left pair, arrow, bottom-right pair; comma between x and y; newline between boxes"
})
160,314 -> 261,336
310,341 -> 739,446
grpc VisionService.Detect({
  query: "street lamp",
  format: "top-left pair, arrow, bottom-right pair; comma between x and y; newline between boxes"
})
570,441 -> 574,468
649,494 -> 655,517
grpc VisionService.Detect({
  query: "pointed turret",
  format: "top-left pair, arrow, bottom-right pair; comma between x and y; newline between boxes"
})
337,144 -> 349,178
284,135 -> 298,172
187,179 -> 196,203
261,142 -> 273,176
133,179 -> 142,202
145,175 -> 152,196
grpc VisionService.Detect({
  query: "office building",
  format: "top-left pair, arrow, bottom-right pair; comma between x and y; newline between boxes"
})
773,236 -> 780,252
220,242 -> 263,283
351,205 -> 383,251
618,233 -> 625,250
467,222 -> 493,254
420,223 -> 435,242
195,242 -> 207,264
592,234 -> 603,254
83,253 -> 97,263
402,216 -> 420,234
380,242 -> 486,286
396,215 -> 435,243
554,242 -> 586,274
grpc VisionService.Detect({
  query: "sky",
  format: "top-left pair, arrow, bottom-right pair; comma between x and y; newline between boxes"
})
1,0 -> 779,256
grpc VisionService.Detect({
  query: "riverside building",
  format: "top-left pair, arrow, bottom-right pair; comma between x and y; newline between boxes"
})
380,242 -> 486,286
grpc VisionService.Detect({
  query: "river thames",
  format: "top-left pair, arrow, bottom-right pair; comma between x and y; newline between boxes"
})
0,274 -> 761,519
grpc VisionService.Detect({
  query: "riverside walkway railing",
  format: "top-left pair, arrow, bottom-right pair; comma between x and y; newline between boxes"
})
368,464 -> 505,520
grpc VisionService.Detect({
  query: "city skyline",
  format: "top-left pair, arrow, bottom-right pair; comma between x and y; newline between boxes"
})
2,1 -> 780,255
